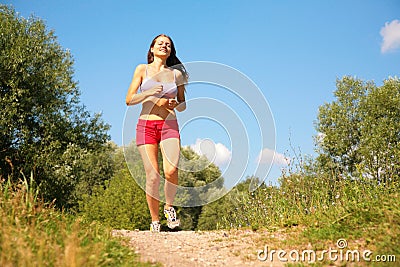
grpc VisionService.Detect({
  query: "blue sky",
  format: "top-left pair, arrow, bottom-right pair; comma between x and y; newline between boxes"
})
5,0 -> 400,187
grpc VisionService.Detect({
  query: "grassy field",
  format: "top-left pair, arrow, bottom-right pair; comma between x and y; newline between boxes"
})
215,162 -> 400,266
1,170 -> 398,266
0,175 -> 159,267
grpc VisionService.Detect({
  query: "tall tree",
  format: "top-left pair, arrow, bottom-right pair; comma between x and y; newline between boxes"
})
358,78 -> 400,183
315,76 -> 400,183
0,5 -> 111,207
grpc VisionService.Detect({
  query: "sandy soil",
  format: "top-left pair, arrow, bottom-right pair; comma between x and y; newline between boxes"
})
112,229 -> 286,267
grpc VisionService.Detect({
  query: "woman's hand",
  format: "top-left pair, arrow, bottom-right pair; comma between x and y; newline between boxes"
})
158,98 -> 178,110
166,99 -> 178,110
145,85 -> 163,96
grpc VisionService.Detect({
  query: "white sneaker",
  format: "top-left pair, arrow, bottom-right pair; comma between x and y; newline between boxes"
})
150,221 -> 161,232
164,207 -> 180,229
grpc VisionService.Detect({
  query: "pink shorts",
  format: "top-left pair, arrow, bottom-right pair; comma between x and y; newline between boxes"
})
136,119 -> 180,146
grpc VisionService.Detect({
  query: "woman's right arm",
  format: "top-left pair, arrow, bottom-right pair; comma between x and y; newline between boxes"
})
125,65 -> 163,106
125,64 -> 145,106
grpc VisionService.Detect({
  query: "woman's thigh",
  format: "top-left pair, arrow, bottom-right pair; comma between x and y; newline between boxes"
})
137,143 -> 160,174
160,138 -> 180,173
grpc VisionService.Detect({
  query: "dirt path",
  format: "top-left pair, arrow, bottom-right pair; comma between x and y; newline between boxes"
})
112,229 -> 286,267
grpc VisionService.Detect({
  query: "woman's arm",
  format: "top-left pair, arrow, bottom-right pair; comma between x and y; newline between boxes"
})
125,64 -> 163,106
174,70 -> 186,112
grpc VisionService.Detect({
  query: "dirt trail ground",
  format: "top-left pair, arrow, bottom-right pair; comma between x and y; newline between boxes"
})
112,229 -> 287,267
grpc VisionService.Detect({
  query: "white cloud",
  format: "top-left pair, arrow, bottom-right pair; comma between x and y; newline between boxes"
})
256,148 -> 289,166
380,19 -> 400,53
189,138 -> 231,167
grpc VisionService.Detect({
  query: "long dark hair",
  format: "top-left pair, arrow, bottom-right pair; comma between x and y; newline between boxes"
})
147,34 -> 188,82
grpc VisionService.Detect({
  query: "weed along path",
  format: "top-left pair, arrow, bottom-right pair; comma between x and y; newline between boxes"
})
112,229 -> 286,267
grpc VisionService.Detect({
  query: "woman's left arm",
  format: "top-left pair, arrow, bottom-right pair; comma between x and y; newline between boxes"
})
175,70 -> 186,112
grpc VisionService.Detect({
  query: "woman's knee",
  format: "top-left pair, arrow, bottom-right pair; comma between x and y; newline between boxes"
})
164,166 -> 178,179
146,172 -> 160,186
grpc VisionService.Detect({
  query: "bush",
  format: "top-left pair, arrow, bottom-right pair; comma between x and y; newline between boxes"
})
80,165 -> 151,230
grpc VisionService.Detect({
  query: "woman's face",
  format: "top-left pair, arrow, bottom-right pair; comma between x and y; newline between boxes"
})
151,36 -> 172,58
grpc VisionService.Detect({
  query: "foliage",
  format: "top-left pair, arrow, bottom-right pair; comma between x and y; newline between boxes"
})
201,148 -> 399,261
179,148 -> 224,188
315,76 -> 400,182
0,177 -> 158,267
197,186 -> 238,230
357,78 -> 400,183
80,160 -> 151,230
0,5 -> 111,208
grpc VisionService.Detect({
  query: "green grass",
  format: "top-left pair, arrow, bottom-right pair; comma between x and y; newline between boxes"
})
0,176 -> 159,267
1,165 -> 398,266
216,165 -> 399,266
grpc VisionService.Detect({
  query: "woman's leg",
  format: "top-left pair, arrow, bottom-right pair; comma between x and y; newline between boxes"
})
138,144 -> 161,222
160,138 -> 180,208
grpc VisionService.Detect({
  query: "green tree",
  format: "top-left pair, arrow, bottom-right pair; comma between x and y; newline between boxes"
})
0,5 -> 111,208
315,76 -> 400,183
358,78 -> 400,183
177,147 -> 225,230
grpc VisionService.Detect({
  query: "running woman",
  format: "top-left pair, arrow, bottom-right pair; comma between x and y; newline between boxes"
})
125,34 -> 188,232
